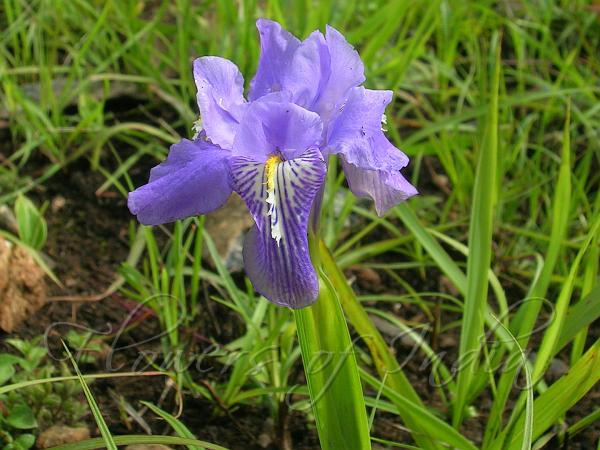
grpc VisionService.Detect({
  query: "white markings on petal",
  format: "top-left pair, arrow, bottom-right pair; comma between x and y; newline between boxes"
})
231,149 -> 325,246
229,148 -> 327,308
265,155 -> 283,244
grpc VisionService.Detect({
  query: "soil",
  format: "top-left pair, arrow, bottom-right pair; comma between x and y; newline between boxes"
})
0,138 -> 598,450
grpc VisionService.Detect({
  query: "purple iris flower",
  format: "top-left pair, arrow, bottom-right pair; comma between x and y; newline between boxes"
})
128,19 -> 417,309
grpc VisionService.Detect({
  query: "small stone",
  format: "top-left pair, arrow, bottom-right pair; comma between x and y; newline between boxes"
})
547,357 -> 569,380
204,195 -> 254,272
439,275 -> 460,297
51,195 -> 67,213
125,445 -> 173,450
37,426 -> 90,449
257,433 -> 273,448
353,267 -> 383,292
439,334 -> 458,349
0,205 -> 18,233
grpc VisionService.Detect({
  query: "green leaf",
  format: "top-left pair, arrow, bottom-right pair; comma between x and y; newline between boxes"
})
360,370 -> 478,450
0,371 -> 165,396
531,215 -> 600,383
62,341 -> 117,450
44,435 -> 228,450
0,358 -> 16,385
14,434 -> 36,450
503,338 -> 600,450
293,233 -> 371,450
14,195 -> 47,250
6,404 -> 38,429
483,98 -> 576,448
453,35 -> 501,427
557,284 -> 600,352
319,238 -> 443,450
141,402 -> 204,450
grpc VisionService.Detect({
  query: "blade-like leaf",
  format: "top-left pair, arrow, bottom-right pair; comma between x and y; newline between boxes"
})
454,35 -> 501,426
14,194 -> 47,250
319,238 -> 443,450
141,401 -> 204,450
360,369 -> 478,450
293,233 -> 371,450
45,435 -> 228,450
503,338 -> 600,450
62,341 -> 117,450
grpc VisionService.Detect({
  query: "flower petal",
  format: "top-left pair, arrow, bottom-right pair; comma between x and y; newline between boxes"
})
311,25 -> 365,122
281,30 -> 331,110
327,86 -> 409,171
276,26 -> 365,123
230,148 -> 327,308
249,19 -> 301,101
342,158 -> 417,216
194,56 -> 246,149
232,101 -> 323,161
128,139 -> 232,225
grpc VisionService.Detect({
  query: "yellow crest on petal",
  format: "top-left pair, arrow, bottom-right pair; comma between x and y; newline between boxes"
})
265,154 -> 283,245
265,154 -> 281,191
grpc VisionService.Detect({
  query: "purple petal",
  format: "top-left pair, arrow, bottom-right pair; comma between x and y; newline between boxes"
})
281,30 -> 331,109
249,19 -> 301,101
342,159 -> 417,216
230,148 -> 327,308
232,101 -> 323,162
311,25 -> 365,122
194,56 -> 246,149
128,139 -> 232,225
327,86 -> 409,171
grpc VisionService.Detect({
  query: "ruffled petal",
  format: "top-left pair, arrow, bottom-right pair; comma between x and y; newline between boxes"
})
249,19 -> 301,101
232,101 -> 323,162
230,148 -> 326,308
128,139 -> 232,225
342,158 -> 417,216
327,86 -> 409,171
194,56 -> 246,149
248,22 -> 365,126
311,25 -> 365,122
281,30 -> 331,110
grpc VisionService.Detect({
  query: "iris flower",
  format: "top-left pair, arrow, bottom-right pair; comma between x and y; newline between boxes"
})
128,19 -> 417,308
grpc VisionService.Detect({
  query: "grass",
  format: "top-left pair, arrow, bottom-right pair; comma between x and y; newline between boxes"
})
1,0 -> 599,449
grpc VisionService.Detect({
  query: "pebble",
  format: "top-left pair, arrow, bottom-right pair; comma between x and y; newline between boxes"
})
37,426 -> 90,449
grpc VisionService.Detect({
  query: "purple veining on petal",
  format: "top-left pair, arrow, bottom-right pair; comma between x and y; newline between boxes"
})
232,148 -> 326,308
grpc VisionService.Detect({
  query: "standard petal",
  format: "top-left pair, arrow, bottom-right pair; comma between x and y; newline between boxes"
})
128,139 -> 232,225
342,159 -> 417,216
281,30 -> 331,109
194,56 -> 246,149
230,148 -> 327,308
327,86 -> 409,171
249,19 -> 301,101
311,25 -> 365,122
232,101 -> 323,161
